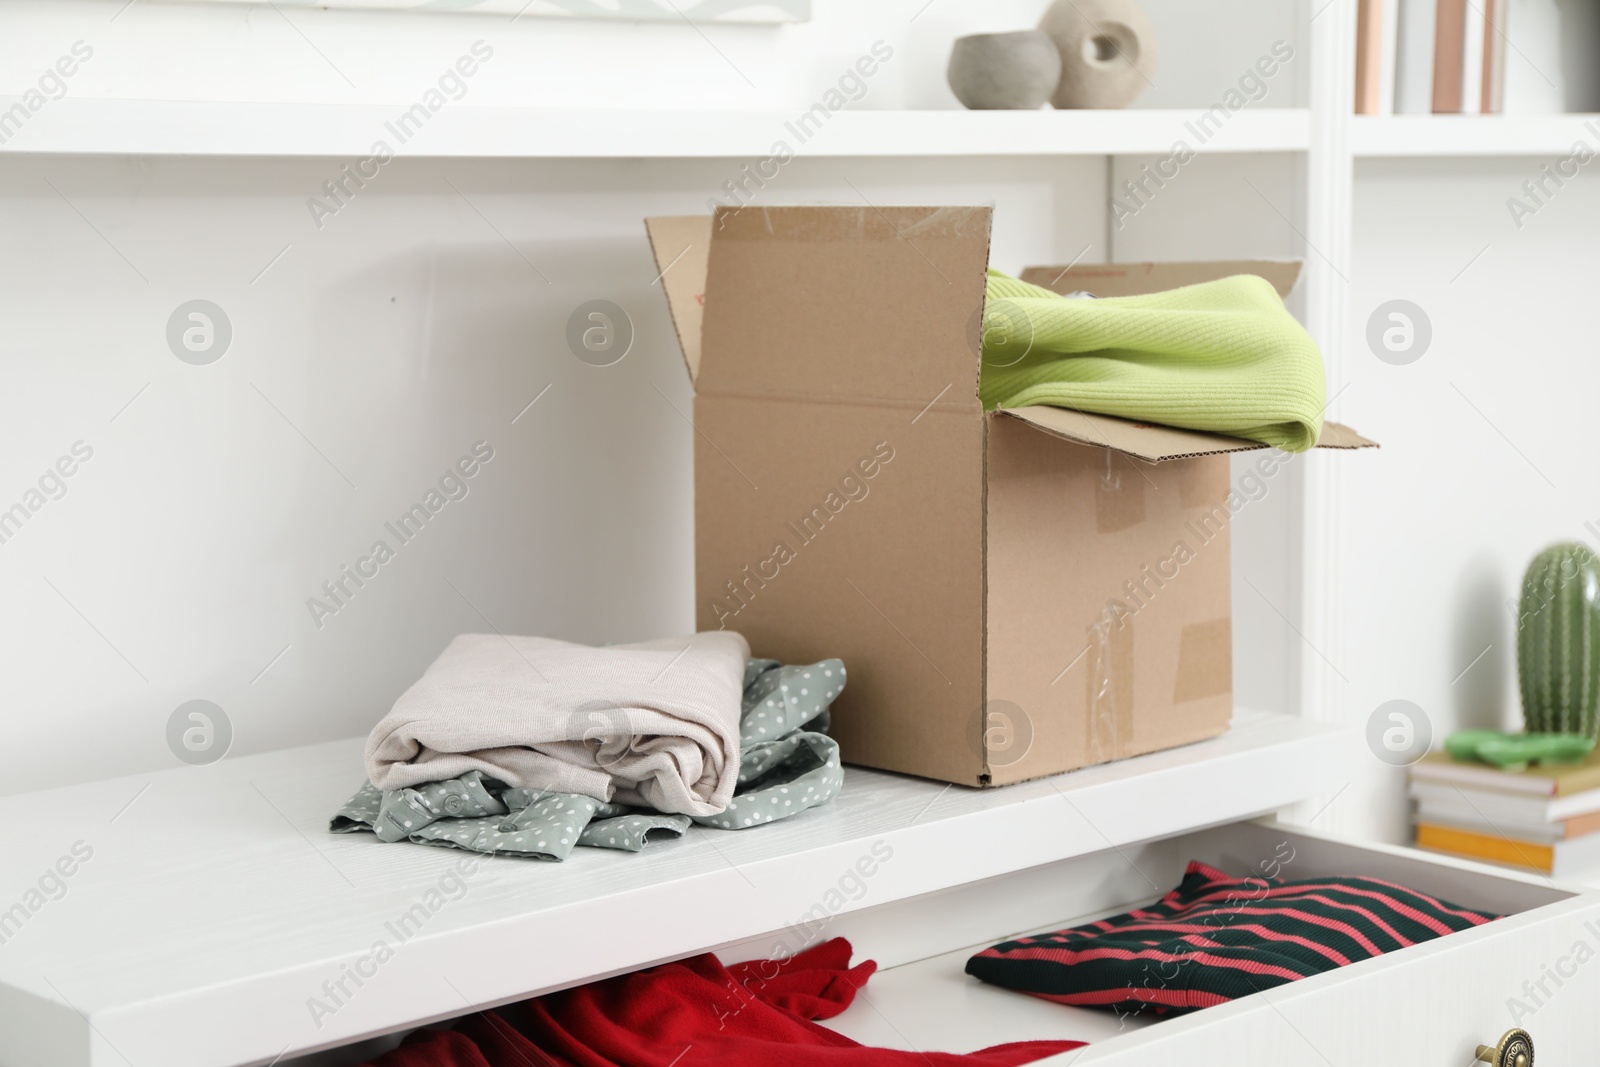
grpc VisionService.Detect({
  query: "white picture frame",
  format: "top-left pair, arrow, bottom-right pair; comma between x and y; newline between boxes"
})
178,0 -> 810,22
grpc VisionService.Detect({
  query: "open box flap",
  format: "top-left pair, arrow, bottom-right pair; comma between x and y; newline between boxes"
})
697,205 -> 993,404
648,206 -> 993,404
644,215 -> 713,385
1000,405 -> 1378,463
1019,259 -> 1304,300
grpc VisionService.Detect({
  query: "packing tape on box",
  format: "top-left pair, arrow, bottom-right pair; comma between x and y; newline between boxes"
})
1095,449 -> 1146,534
1173,618 -> 1232,703
1086,600 -> 1135,764
1089,449 -> 1140,761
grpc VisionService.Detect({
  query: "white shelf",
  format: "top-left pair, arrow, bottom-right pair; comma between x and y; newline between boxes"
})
0,100 -> 1311,158
0,709 -> 1357,1067
1352,114 -> 1600,157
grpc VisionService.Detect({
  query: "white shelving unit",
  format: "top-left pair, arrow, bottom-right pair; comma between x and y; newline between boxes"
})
0,711 -> 1358,1067
11,0 -> 1600,1062
8,712 -> 1598,1067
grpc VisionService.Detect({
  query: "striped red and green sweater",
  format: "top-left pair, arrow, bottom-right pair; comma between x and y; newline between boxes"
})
966,860 -> 1499,1016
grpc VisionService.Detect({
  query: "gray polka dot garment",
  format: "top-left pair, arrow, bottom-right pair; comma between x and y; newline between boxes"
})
329,658 -> 846,861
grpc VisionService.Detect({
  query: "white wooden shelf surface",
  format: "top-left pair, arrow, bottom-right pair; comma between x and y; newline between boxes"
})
0,101 -> 1312,158
0,709 -> 1356,1067
1352,113 -> 1600,157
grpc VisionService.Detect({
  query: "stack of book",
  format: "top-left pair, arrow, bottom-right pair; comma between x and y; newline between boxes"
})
1352,0 -> 1592,116
1410,747 -> 1600,877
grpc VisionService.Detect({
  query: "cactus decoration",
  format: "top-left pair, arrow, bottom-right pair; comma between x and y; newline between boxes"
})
1517,542 -> 1600,738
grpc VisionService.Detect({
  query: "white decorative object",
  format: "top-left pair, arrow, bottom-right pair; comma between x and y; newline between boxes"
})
1038,0 -> 1158,110
171,0 -> 810,22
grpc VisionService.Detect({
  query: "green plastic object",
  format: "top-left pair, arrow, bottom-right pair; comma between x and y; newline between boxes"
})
1444,728 -> 1595,771
1516,542 -> 1600,739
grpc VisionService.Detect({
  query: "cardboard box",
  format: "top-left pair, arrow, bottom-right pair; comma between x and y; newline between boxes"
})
646,206 -> 1373,787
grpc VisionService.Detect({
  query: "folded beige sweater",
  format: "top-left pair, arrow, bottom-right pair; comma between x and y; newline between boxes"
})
365,631 -> 750,817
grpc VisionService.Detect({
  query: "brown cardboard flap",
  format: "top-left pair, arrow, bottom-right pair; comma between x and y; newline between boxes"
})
698,205 -> 992,407
1314,420 -> 1380,450
1000,406 -> 1377,463
644,216 -> 713,384
1019,260 -> 1303,300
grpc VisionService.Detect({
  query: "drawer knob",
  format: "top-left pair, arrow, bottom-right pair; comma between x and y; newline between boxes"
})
1475,1029 -> 1533,1067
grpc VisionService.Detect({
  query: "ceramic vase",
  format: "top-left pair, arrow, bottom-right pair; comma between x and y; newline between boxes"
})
947,30 -> 1062,110
1038,0 -> 1158,110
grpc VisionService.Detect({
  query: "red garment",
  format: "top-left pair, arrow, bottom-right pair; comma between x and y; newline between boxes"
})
364,938 -> 1083,1067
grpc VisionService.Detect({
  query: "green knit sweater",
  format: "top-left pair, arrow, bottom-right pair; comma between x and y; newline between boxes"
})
979,270 -> 1326,452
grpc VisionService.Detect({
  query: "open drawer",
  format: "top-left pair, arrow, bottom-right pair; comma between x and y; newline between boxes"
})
804,821 -> 1600,1065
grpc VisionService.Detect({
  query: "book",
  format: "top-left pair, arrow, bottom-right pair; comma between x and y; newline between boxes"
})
1409,779 -> 1600,823
1432,0 -> 1466,112
1481,0 -> 1508,112
1395,0 -> 1437,113
1409,746 -> 1600,797
1413,802 -> 1600,842
1416,821 -> 1600,876
1460,0 -> 1486,114
1356,0 -> 1386,114
1501,0 -> 1566,113
1380,0 -> 1401,112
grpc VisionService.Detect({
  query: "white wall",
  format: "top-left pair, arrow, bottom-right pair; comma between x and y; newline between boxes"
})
1341,156 -> 1600,842
0,147 -> 1129,793
1,0 -> 1308,794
